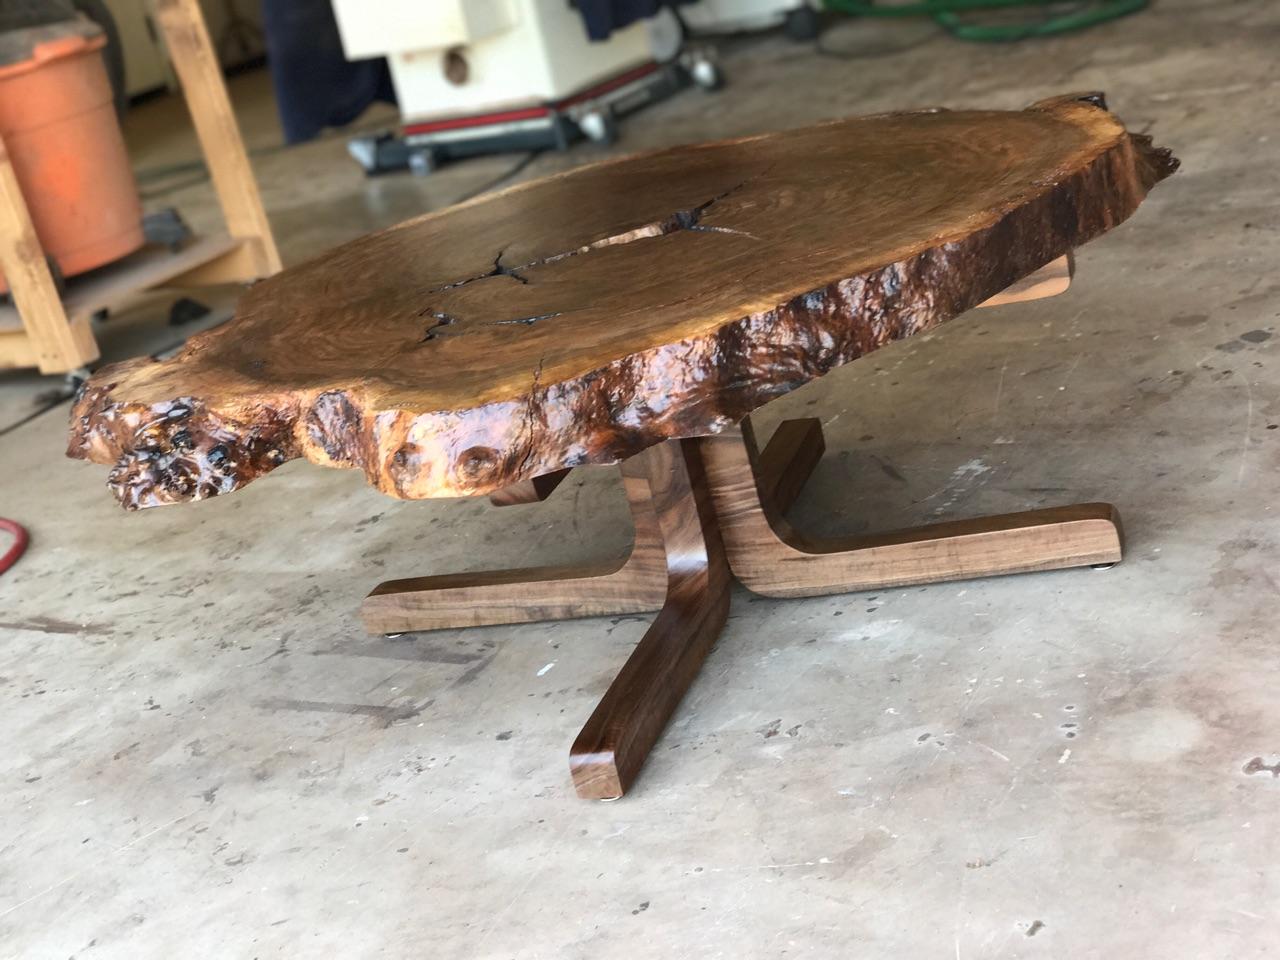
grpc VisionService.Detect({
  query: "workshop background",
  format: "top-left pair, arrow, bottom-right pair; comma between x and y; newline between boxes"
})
2,1 -> 1278,958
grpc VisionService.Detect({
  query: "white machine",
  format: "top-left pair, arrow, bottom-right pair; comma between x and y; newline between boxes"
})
681,0 -> 819,37
333,0 -> 724,174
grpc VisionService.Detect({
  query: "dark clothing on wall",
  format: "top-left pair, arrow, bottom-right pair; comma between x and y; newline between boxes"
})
576,0 -> 690,41
261,0 -> 395,145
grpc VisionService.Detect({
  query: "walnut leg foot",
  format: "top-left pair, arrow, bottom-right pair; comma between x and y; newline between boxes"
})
360,468 -> 667,634
570,439 -> 730,800
701,419 -> 1123,599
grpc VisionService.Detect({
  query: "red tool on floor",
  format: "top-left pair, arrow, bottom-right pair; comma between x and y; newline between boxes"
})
0,518 -> 29,576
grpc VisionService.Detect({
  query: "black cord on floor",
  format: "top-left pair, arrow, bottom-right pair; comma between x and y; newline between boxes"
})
453,150 -> 547,205
136,114 -> 403,198
814,26 -> 946,60
0,393 -> 72,439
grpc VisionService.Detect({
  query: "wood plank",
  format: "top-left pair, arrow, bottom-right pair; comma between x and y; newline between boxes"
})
162,240 -> 267,287
0,327 -> 37,369
0,319 -> 93,369
153,0 -> 282,276
0,137 -> 98,373
488,468 -> 572,507
700,419 -> 1122,598
60,237 -> 239,322
570,438 -> 730,799
0,236 -> 242,334
978,253 -> 1074,308
360,467 -> 666,634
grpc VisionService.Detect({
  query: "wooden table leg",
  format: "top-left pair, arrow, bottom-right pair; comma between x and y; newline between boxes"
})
487,468 -> 572,507
362,414 -> 1118,799
700,418 -> 1122,599
570,438 -> 730,799
756,416 -> 825,514
360,467 -> 667,634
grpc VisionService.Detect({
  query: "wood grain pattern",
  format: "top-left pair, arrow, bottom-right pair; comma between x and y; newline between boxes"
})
68,94 -> 1175,509
701,418 -> 1122,598
361,466 -> 666,633
154,0 -> 281,277
570,439 -> 730,800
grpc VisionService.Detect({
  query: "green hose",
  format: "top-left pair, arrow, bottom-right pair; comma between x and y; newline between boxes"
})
821,0 -> 1149,42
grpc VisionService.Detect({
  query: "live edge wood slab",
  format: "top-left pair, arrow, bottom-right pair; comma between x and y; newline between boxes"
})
68,93 -> 1176,799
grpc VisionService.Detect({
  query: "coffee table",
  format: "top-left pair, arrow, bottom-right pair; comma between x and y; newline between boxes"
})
68,93 -> 1176,798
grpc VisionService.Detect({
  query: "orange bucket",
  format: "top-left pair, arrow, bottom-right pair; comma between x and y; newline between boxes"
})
0,21 -> 144,292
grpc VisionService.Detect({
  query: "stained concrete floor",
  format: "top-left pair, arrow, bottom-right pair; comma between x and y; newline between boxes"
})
3,3 -> 1280,957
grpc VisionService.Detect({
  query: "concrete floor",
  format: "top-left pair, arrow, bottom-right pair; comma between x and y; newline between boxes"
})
3,3 -> 1279,956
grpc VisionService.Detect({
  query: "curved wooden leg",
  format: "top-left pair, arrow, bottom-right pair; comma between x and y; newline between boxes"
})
360,467 -> 667,634
487,468 -> 572,506
756,416 -> 825,514
570,439 -> 731,800
701,418 -> 1123,599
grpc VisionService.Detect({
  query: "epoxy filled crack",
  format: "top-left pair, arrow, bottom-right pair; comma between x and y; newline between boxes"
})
436,250 -> 530,292
419,182 -> 752,339
420,308 -> 562,341
490,312 -> 561,327
420,310 -> 458,341
432,179 -> 753,296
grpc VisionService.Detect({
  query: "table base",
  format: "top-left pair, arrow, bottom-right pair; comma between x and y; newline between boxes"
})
361,418 -> 1122,799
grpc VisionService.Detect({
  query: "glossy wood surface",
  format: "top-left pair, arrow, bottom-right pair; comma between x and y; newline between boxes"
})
362,407 -> 1123,799
360,466 -> 666,634
67,94 -> 1175,509
569,439 -> 730,799
701,419 -> 1123,598
477,250 -> 1070,513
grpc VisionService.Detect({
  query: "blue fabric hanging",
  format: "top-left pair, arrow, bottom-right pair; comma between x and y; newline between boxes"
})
261,0 -> 395,144
576,0 -> 691,41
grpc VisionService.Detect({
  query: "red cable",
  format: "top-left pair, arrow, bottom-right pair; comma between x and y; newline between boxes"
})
0,518 -> 29,577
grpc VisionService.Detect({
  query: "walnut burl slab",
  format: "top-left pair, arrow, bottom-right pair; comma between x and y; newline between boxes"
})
67,94 -> 1174,509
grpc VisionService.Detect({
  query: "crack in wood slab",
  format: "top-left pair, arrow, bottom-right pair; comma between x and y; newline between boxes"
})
421,308 -> 562,341
489,313 -> 561,327
418,185 -> 751,337
420,309 -> 459,341
433,180 -> 752,296
435,249 -> 531,292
